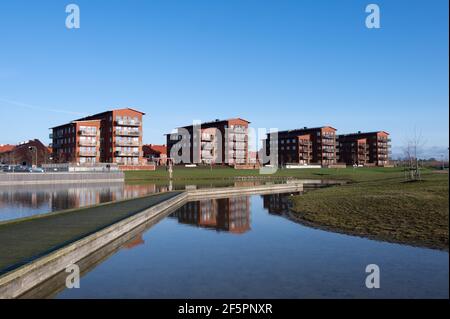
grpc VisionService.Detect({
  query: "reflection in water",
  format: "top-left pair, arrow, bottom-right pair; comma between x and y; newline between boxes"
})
169,197 -> 251,234
262,192 -> 301,215
123,235 -> 145,250
0,183 -> 170,221
0,180 -> 281,222
18,193 -> 449,299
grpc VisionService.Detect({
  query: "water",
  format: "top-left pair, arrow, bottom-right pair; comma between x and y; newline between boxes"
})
0,180 -> 312,221
46,193 -> 447,299
0,183 -> 168,221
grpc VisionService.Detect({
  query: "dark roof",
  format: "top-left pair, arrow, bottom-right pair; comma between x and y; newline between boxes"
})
166,118 -> 250,133
74,108 -> 146,121
268,126 -> 337,136
50,108 -> 145,129
50,119 -> 101,129
338,131 -> 389,138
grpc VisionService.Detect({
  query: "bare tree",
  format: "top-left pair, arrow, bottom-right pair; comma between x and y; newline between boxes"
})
403,127 -> 426,181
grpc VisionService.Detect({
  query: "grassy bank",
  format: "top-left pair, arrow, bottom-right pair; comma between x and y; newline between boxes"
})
290,171 -> 449,250
0,191 -> 181,276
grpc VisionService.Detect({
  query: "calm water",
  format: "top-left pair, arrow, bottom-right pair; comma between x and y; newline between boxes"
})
0,180 -> 307,221
49,193 -> 448,299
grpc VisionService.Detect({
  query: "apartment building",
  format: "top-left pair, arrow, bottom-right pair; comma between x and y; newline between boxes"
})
50,108 -> 145,165
0,139 -> 51,166
265,126 -> 337,166
337,131 -> 390,166
166,118 -> 250,165
170,197 -> 251,234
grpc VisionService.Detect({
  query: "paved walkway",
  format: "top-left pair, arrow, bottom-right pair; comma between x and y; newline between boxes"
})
0,191 -> 181,276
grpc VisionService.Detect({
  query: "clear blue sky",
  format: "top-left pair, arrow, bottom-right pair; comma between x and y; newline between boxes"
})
0,0 -> 448,154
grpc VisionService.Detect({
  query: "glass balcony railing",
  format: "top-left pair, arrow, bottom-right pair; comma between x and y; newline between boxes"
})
78,151 -> 97,157
115,151 -> 141,157
79,130 -> 97,136
115,129 -> 140,137
115,140 -> 140,146
115,119 -> 141,127
78,140 -> 97,146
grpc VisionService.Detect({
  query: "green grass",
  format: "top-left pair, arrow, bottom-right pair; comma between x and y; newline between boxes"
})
0,191 -> 181,276
125,166 -> 410,183
290,171 -> 449,250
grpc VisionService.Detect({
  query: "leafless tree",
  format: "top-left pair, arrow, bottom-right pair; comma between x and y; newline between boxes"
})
403,127 -> 426,181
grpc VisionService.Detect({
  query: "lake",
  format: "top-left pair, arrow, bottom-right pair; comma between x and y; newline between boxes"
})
30,192 -> 448,299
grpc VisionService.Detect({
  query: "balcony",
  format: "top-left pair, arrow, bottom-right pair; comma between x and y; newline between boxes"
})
231,127 -> 247,133
115,151 -> 141,157
115,129 -> 140,137
230,135 -> 247,143
79,130 -> 97,137
201,134 -> 213,141
322,140 -> 335,146
115,140 -> 140,147
202,142 -> 216,150
79,140 -> 97,146
298,140 -> 311,145
233,143 -> 246,150
115,119 -> 141,127
78,151 -> 97,157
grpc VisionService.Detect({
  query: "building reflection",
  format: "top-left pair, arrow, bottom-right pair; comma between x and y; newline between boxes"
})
170,197 -> 251,234
123,235 -> 145,249
0,183 -> 169,220
262,192 -> 301,215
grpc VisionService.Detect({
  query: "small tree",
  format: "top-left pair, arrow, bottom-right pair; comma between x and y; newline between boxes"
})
403,128 -> 425,181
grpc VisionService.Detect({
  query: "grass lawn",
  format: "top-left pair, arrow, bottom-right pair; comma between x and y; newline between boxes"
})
0,191 -> 181,276
125,166 -> 410,183
290,171 -> 449,250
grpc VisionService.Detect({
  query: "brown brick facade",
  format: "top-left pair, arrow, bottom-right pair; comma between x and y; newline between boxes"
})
337,131 -> 390,166
51,108 -> 145,165
166,118 -> 250,166
265,126 -> 338,166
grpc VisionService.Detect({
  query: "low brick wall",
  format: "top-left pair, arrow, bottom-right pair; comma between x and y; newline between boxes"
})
0,172 -> 124,186
326,164 -> 347,169
118,165 -> 156,171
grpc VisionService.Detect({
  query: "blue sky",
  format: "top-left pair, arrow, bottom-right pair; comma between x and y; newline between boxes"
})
0,0 -> 448,155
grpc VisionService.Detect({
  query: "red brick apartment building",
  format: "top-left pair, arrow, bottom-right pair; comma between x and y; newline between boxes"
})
0,140 -> 51,166
50,108 -> 145,165
170,197 -> 251,234
337,131 -> 390,166
166,118 -> 250,165
265,126 -> 338,166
